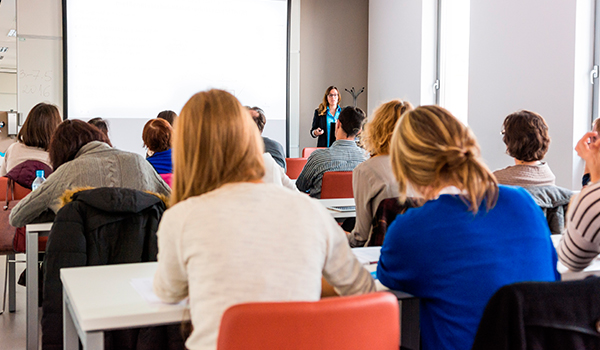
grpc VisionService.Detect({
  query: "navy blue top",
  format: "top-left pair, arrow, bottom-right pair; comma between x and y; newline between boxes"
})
147,149 -> 172,174
377,185 -> 559,350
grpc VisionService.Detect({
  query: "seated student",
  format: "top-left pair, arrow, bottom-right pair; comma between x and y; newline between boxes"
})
247,106 -> 286,170
493,110 -> 555,186
348,99 -> 413,247
0,102 -> 62,176
157,109 -> 177,126
87,117 -> 111,142
582,118 -> 600,186
262,152 -> 296,190
296,106 -> 367,198
558,131 -> 600,271
153,89 -> 375,350
9,120 -> 170,227
143,118 -> 173,186
377,105 -> 558,350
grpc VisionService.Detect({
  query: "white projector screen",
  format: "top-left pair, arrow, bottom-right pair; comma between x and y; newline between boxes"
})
65,0 -> 288,154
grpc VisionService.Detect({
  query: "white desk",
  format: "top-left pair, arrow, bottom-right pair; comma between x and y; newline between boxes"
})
352,247 -> 419,350
61,262 -> 188,349
317,198 -> 356,219
25,222 -> 52,350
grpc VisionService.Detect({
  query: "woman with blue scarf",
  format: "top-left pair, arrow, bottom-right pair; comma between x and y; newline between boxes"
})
143,118 -> 173,186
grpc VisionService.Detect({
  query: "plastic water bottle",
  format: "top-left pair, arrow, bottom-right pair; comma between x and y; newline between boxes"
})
31,170 -> 46,191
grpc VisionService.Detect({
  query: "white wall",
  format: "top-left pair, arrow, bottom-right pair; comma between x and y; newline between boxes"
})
299,0 -> 369,152
16,0 -> 63,119
468,0 -> 587,189
0,72 -> 17,111
368,0 -> 428,115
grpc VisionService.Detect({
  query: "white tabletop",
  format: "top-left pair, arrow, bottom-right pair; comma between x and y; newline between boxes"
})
317,198 -> 356,218
60,262 -> 188,332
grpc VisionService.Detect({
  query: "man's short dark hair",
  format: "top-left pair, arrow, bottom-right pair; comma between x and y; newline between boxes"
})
338,106 -> 366,137
87,117 -> 109,137
156,110 -> 177,126
247,106 -> 266,133
502,110 -> 550,162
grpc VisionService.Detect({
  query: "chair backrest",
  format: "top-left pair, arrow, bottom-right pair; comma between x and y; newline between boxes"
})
217,292 -> 400,350
368,197 -> 418,246
471,277 -> 600,350
42,187 -> 170,349
524,185 -> 573,235
321,171 -> 353,199
285,157 -> 307,180
0,176 -> 31,201
302,147 -> 325,158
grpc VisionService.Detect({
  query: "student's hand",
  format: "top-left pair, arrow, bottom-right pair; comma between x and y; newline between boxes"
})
314,128 -> 324,136
576,131 -> 600,182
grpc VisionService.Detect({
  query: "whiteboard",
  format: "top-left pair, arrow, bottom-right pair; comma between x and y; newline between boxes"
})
64,0 -> 288,148
17,36 -> 63,119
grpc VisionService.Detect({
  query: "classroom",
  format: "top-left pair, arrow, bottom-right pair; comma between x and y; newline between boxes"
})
0,0 -> 599,349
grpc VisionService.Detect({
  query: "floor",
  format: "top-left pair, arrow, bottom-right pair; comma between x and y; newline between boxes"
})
0,254 -> 40,350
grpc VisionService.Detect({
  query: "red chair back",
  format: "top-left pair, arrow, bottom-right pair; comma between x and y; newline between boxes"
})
0,177 -> 40,252
302,147 -> 325,158
321,171 -> 353,199
285,158 -> 307,180
0,177 -> 31,200
217,292 -> 400,350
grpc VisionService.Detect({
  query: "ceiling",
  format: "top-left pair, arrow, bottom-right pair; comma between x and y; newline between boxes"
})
0,0 -> 16,71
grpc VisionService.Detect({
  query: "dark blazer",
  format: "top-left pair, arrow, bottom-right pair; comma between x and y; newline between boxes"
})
311,109 -> 336,147
263,136 -> 286,170
42,187 -> 185,350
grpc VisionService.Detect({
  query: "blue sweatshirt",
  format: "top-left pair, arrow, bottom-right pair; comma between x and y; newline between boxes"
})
147,149 -> 172,174
377,185 -> 558,350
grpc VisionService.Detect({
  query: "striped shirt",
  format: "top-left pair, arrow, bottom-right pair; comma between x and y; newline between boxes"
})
296,140 -> 367,198
558,181 -> 600,271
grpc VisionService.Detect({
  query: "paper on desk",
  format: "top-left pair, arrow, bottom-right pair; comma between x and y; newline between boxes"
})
130,277 -> 188,305
352,247 -> 381,265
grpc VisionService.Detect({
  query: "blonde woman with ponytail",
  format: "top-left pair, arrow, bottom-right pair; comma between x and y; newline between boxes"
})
377,105 -> 558,350
153,89 -> 374,350
348,99 -> 413,247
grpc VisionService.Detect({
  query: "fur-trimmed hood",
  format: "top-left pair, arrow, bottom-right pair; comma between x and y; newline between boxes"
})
59,187 -> 169,213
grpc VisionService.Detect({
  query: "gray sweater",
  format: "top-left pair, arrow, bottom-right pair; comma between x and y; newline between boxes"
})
10,141 -> 171,227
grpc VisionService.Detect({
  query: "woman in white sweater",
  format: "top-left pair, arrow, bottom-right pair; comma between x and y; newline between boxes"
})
153,89 -> 375,350
348,99 -> 413,247
0,102 -> 62,176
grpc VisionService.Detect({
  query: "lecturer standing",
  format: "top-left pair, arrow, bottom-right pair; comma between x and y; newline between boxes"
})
311,86 -> 342,147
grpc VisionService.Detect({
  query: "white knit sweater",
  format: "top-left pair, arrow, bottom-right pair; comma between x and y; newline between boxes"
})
153,182 -> 375,350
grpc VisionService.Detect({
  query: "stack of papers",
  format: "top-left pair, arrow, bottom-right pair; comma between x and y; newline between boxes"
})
351,247 -> 381,265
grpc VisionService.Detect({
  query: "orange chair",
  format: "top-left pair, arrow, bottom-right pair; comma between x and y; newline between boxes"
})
321,171 -> 353,199
217,292 -> 400,350
302,147 -> 325,158
0,177 -> 32,314
285,157 -> 308,180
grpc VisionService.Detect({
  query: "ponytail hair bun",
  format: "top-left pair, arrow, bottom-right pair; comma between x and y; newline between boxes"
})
390,105 -> 498,214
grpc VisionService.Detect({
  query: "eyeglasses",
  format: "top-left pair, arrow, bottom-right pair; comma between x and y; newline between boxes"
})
328,93 -> 339,97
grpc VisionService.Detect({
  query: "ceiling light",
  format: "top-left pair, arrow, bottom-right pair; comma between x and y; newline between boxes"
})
0,47 -> 7,53
7,30 -> 16,37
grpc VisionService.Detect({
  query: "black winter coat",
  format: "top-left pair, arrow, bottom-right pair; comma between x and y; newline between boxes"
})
42,187 -> 185,350
472,277 -> 600,350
